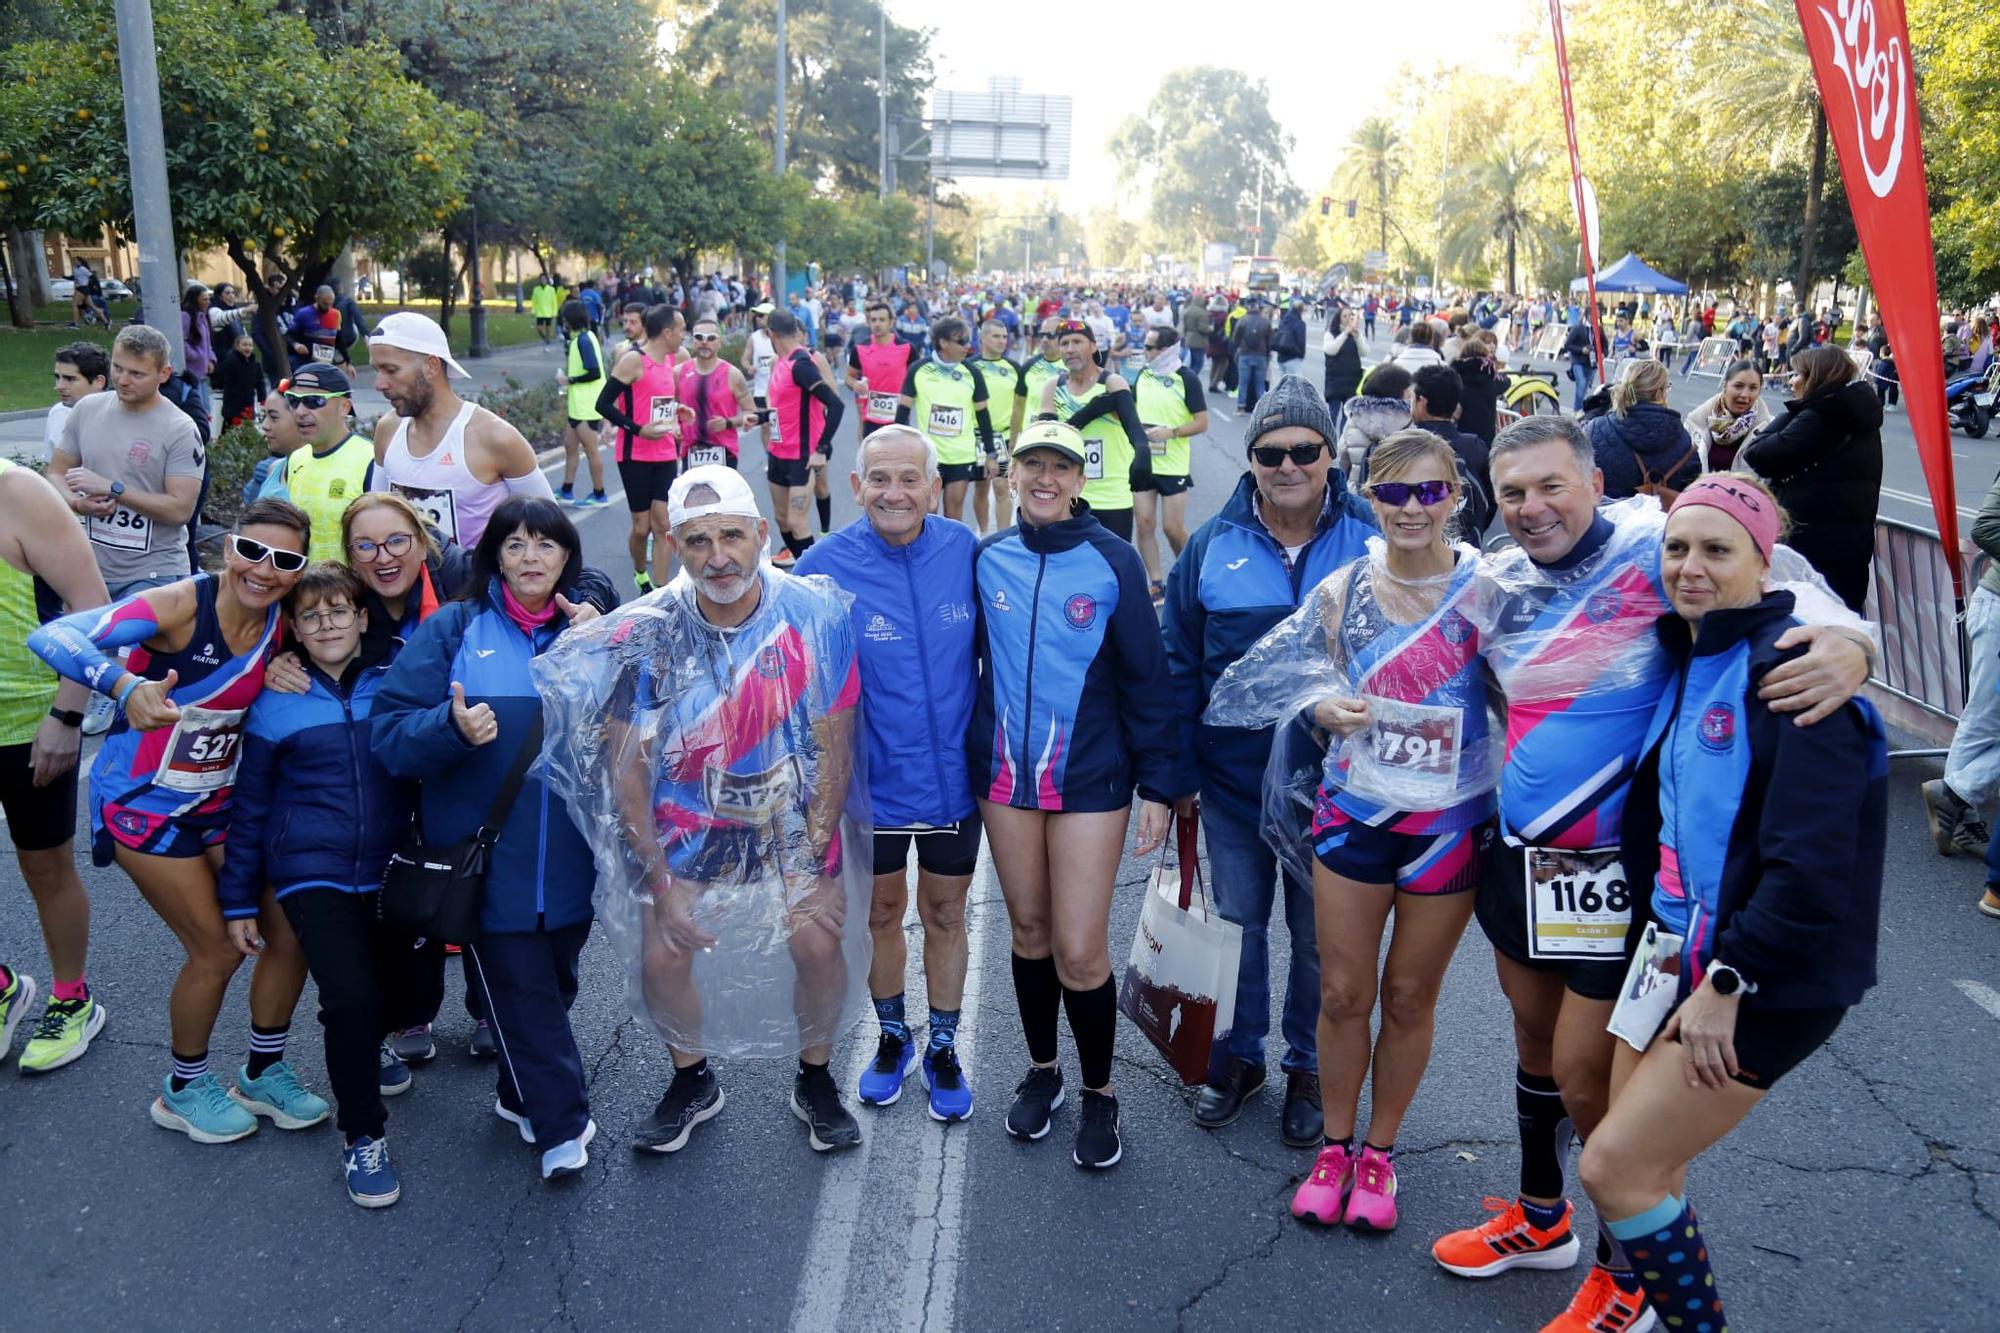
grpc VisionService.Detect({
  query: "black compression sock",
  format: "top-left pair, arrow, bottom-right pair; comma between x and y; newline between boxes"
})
1010,953 -> 1061,1066
816,494 -> 831,532
1516,1066 -> 1572,1200
1062,978 -> 1118,1090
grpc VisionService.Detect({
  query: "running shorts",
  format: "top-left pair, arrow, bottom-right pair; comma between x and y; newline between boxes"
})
1474,839 -> 1629,1001
1094,507 -> 1134,542
1133,472 -> 1193,496
1658,999 -> 1845,1089
1313,803 -> 1493,894
766,455 -> 811,489
938,461 -> 985,487
618,459 -> 678,513
0,740 -> 79,853
94,800 -> 228,866
872,814 -> 983,878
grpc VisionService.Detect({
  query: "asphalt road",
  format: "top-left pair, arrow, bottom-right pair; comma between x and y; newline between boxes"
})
1,334 -> 1995,1330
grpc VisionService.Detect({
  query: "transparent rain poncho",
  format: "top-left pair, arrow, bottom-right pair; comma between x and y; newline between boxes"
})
1206,539 -> 1501,884
532,567 -> 875,1059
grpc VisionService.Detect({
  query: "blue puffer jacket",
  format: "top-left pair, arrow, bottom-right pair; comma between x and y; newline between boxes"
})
216,661 -> 411,921
1587,401 -> 1699,500
794,515 -> 979,827
371,580 -> 612,934
1161,472 -> 1376,816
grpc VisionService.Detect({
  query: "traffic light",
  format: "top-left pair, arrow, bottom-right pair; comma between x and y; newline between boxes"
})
1320,196 -> 1331,216
1048,215 -> 1059,241
1346,199 -> 1357,218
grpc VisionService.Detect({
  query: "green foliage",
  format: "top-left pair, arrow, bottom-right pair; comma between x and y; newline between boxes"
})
1738,165 -> 1856,293
785,191 -> 921,276
477,374 -> 566,451
1911,0 -> 2000,303
1441,138 -> 1567,295
1110,67 -> 1301,253
400,247 -> 458,303
203,420 -> 271,527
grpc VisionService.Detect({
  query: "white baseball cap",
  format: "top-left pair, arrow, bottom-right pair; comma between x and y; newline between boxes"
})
366,311 -> 471,379
668,464 -> 763,529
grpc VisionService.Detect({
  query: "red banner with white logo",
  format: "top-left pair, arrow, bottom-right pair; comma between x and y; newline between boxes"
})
1795,0 -> 1960,591
1547,0 -> 1604,380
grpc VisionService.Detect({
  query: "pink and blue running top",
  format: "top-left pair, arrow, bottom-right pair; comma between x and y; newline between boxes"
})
30,575 -> 279,864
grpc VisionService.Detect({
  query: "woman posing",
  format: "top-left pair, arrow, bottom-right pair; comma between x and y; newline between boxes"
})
1684,360 -> 1772,473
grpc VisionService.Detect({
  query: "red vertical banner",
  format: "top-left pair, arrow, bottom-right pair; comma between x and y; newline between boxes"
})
1548,0 -> 1604,383
1796,0 -> 1961,591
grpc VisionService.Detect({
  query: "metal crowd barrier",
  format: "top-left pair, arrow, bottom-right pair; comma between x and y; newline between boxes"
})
1864,516 -> 1985,756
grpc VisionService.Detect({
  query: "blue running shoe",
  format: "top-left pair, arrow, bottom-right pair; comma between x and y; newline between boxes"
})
343,1135 -> 401,1208
541,1119 -> 596,1180
379,1041 -> 412,1097
151,1072 -> 259,1144
557,485 -> 576,505
232,1061 -> 331,1130
856,1032 -> 915,1106
495,1098 -> 535,1144
924,1046 -> 974,1122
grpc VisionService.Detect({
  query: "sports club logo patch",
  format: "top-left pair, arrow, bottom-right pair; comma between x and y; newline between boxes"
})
756,644 -> 787,679
1438,609 -> 1473,644
1063,594 -> 1097,629
1698,703 -> 1736,753
1584,589 -> 1623,623
111,809 -> 150,838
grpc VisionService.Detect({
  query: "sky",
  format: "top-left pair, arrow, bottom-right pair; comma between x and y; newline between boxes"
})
900,0 -> 1539,210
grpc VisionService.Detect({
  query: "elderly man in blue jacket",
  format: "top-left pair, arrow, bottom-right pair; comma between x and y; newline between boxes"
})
795,424 -> 983,1123
1161,374 -> 1376,1148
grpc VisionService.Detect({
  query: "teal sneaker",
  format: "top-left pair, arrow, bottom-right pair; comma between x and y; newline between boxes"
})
232,1061 -> 332,1130
0,968 -> 36,1065
19,994 -> 107,1073
152,1072 -> 259,1144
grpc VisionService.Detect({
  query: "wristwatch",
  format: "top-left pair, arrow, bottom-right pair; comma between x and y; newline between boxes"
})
47,707 -> 84,728
108,480 -> 125,498
1707,963 -> 1756,996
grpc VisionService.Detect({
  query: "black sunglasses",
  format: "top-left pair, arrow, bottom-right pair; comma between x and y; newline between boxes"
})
1364,479 -> 1453,507
1250,443 -> 1326,468
283,392 -> 347,411
230,533 -> 309,573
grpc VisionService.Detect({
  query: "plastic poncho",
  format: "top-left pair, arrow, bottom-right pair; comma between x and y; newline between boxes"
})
1205,539 -> 1501,884
532,566 -> 874,1059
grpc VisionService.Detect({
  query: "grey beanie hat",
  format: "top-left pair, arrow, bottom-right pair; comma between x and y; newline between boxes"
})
1243,373 -> 1337,450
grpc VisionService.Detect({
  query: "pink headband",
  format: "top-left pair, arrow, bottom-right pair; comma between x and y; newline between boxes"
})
1667,476 -> 1778,562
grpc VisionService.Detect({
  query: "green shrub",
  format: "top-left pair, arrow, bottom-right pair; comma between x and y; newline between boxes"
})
478,373 -> 567,451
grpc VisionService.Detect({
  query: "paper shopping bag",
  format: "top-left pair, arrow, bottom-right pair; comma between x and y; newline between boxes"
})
1118,808 -> 1241,1085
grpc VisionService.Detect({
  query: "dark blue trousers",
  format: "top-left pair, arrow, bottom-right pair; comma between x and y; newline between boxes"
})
467,921 -> 592,1147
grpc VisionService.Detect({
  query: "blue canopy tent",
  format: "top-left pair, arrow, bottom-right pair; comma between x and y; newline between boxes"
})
1569,252 -> 1688,295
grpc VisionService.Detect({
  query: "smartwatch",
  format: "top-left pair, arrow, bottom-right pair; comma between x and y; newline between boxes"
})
1707,963 -> 1756,996
47,707 -> 84,728
109,480 -> 126,499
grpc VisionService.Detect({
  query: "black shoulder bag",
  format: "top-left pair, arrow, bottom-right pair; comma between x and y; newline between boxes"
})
379,716 -> 544,946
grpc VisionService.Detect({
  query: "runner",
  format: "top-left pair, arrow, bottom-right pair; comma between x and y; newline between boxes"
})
612,302 -> 647,362
897,316 -> 995,525
795,426 -> 982,1121
1012,319 -> 1066,447
744,301 -> 778,458
763,311 -> 845,567
846,302 -> 920,446
531,273 -> 561,347
263,364 -> 375,563
28,500 -> 329,1144
969,319 -> 1021,534
554,300 -> 609,508
0,462 -> 110,1073
677,318 -> 757,474
596,304 -> 693,592
972,421 -> 1185,1168
1129,326 -> 1207,602
1035,320 -> 1150,543
369,311 -> 554,547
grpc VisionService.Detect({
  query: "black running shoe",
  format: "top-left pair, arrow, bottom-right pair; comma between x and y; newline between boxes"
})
792,1064 -> 862,1152
1004,1065 -> 1065,1141
633,1065 -> 725,1154
1072,1089 -> 1122,1169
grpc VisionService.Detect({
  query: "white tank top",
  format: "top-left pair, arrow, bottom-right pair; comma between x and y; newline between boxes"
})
377,400 -> 506,546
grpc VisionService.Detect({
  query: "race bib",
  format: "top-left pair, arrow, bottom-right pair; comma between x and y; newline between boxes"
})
704,754 -> 803,824
389,483 -> 458,543
928,404 -> 965,438
650,397 -> 681,425
1082,432 -> 1105,480
1523,846 -> 1632,959
686,445 -> 727,469
89,505 -> 152,552
153,704 -> 247,794
1149,431 -> 1168,456
312,344 -> 336,364
867,391 -> 898,422
1608,922 -> 1685,1052
1345,696 -> 1462,807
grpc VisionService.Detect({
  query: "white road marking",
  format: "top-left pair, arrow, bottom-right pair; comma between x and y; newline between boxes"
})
1878,486 -> 1977,524
1953,978 -> 2000,1023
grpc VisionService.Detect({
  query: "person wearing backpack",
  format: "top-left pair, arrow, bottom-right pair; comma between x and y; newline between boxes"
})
1586,360 -> 1697,504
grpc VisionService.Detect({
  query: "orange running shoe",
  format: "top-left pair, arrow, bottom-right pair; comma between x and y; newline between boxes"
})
1538,1266 -> 1656,1333
1432,1196 -> 1582,1278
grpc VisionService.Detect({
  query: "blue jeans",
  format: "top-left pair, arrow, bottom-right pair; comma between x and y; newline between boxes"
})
1237,354 -> 1269,411
1186,346 -> 1206,378
1569,363 -> 1593,411
1201,789 -> 1318,1077
1680,343 -> 1701,376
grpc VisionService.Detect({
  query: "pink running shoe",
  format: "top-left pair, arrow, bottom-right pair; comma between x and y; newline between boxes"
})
1290,1141 -> 1354,1225
1343,1145 -> 1399,1231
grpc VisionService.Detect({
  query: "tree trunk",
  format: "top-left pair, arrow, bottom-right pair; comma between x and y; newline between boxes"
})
229,238 -> 294,383
436,234 -> 457,335
1376,165 -> 1389,257
0,240 -> 24,330
1796,101 -> 1828,312
1506,231 -> 1519,298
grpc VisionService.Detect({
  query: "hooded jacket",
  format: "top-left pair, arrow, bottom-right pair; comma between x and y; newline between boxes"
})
1337,395 -> 1414,481
1274,308 -> 1308,362
1451,354 -> 1508,444
1739,379 -> 1884,531
1587,401 -> 1698,500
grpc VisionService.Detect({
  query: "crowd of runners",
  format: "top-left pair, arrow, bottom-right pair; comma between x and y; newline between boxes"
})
1,269 -> 1903,1333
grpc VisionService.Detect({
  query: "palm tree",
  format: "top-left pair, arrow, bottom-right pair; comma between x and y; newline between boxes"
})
1709,1 -> 1828,304
1440,138 -> 1566,295
1338,117 -> 1403,259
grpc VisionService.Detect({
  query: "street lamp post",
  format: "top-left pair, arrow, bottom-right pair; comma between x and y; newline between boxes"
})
772,0 -> 788,302
466,200 -> 490,358
113,0 -> 182,369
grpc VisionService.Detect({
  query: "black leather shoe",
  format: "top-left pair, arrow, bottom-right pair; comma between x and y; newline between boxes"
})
1280,1070 -> 1324,1148
1191,1057 -> 1266,1129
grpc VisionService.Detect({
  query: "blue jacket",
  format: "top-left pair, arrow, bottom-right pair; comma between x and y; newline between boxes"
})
216,661 -> 411,920
794,515 -> 979,827
970,510 -> 1185,813
370,582 -> 607,934
1620,593 -> 1885,1010
1161,472 -> 1375,815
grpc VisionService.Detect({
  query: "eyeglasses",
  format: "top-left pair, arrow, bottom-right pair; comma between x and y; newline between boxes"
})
690,332 -> 720,343
283,392 -> 348,411
1364,479 -> 1454,507
230,534 -> 309,573
1054,320 -> 1090,338
945,335 -> 971,346
347,532 -> 416,561
294,604 -> 357,631
1250,443 -> 1326,468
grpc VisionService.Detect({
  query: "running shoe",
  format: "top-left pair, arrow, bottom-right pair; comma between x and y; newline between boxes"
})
923,1045 -> 974,1122
151,1072 -> 259,1144
540,1119 -> 597,1180
770,550 -> 797,570
1922,779 -> 1971,856
576,492 -> 609,509
793,1064 -> 863,1152
469,1019 -> 497,1059
557,485 -> 577,505
379,1041 -> 412,1097
857,1031 -> 915,1106
388,1024 -> 437,1064
1290,1141 -> 1355,1225
1342,1145 -> 1398,1230
1432,1196 -> 1582,1278
1072,1089 -> 1122,1169
231,1061 -> 332,1129
0,968 -> 35,1065
494,1098 -> 535,1144
633,1065 -> 725,1153
634,571 -> 655,595
1982,888 -> 2000,919
343,1135 -> 401,1209
18,993 -> 105,1073
1005,1065 -> 1065,1141
81,691 -> 116,736
1539,1266 -> 1657,1333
